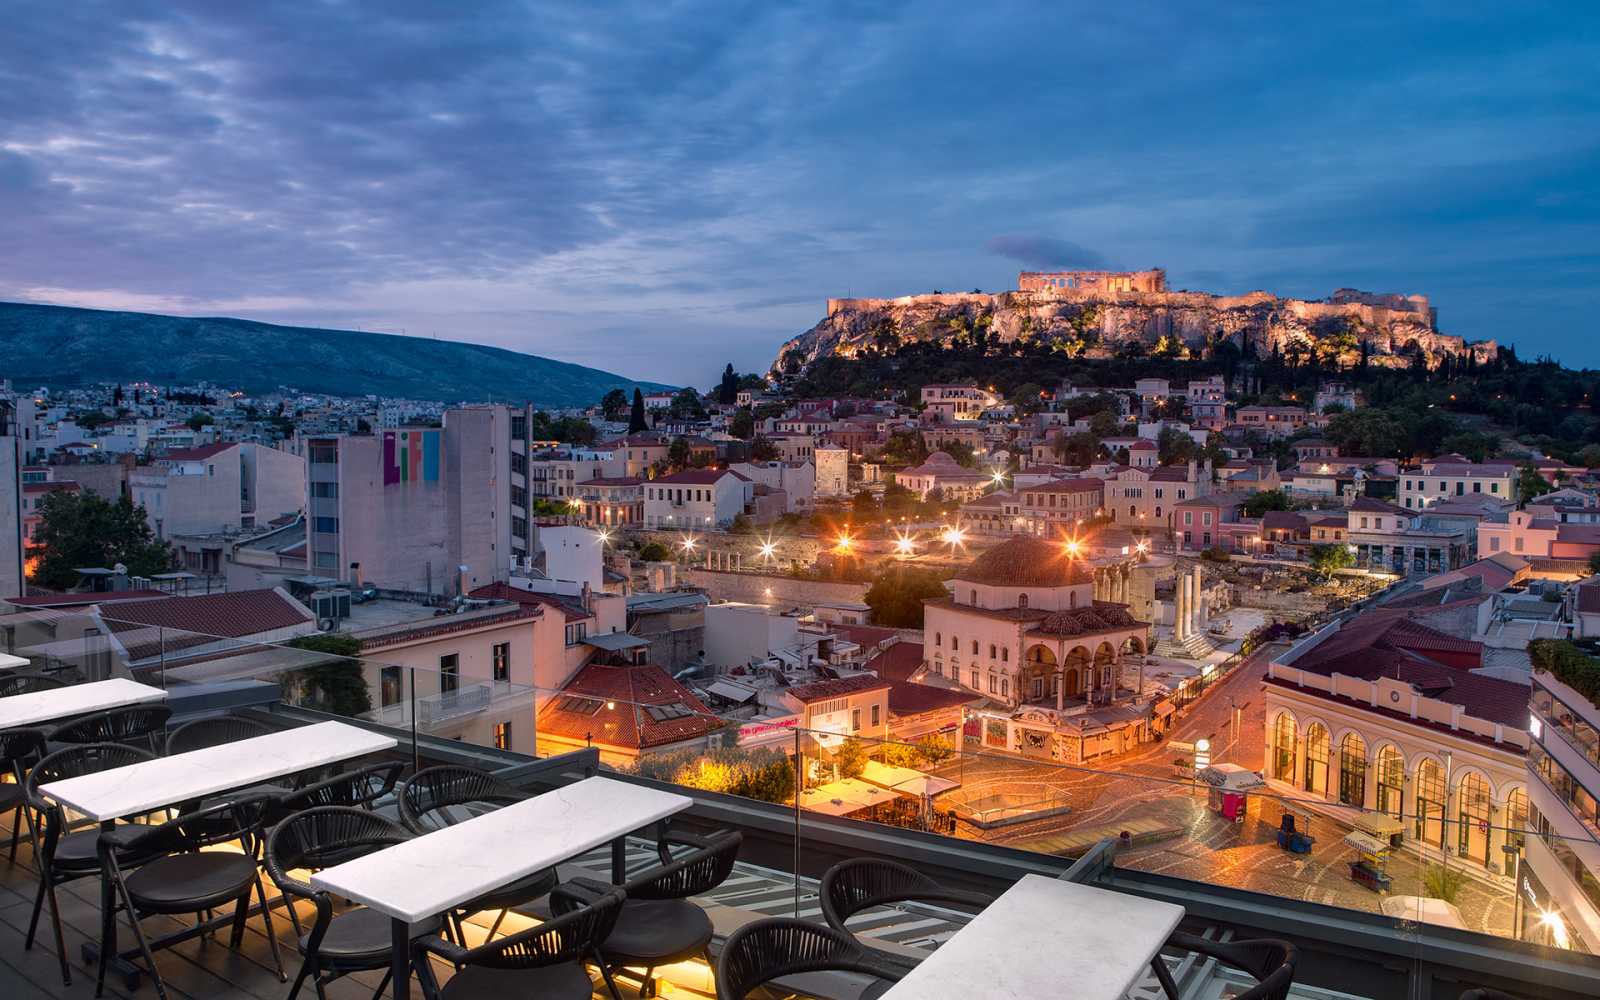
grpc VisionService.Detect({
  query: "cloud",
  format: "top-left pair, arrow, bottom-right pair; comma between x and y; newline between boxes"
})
0,2 -> 1596,381
984,235 -> 1109,272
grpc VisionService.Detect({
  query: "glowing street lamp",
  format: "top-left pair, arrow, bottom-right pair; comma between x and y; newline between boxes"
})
595,528 -> 612,547
1135,539 -> 1150,555
1064,538 -> 1082,557
941,526 -> 966,550
834,534 -> 854,554
758,539 -> 777,562
894,533 -> 916,556
679,535 -> 698,556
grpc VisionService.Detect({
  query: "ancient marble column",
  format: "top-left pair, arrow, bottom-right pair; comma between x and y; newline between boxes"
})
1174,572 -> 1187,641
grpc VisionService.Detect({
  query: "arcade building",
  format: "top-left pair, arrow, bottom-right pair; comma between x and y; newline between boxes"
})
921,536 -> 1156,763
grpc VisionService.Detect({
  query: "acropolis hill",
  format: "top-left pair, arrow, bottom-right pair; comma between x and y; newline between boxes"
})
771,268 -> 1496,373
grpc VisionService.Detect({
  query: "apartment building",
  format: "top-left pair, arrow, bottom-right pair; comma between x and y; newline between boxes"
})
729,460 -> 815,512
1479,510 -> 1600,562
131,442 -> 304,539
302,407 -> 512,595
1017,478 -> 1104,533
603,434 -> 670,479
1103,461 -> 1213,532
573,477 -> 644,527
1527,652 -> 1600,951
814,445 -> 848,498
0,403 -> 23,598
1234,405 -> 1312,438
643,468 -> 754,530
1186,376 -> 1228,430
1401,458 -> 1519,510
920,383 -> 999,422
527,447 -> 622,503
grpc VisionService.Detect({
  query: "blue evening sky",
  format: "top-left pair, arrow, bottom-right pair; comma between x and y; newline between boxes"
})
2,2 -> 1596,386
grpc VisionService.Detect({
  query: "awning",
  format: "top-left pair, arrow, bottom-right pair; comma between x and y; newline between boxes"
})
1154,700 -> 1177,718
1380,896 -> 1466,929
1342,831 -> 1391,855
1353,812 -> 1406,838
1197,764 -> 1266,791
705,679 -> 757,703
892,774 -> 959,797
582,631 -> 652,652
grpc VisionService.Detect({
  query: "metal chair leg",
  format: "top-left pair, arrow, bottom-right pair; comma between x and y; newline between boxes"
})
484,907 -> 507,940
24,868 -> 46,948
112,872 -> 170,1000
44,878 -> 71,986
285,958 -> 314,1000
254,873 -> 288,983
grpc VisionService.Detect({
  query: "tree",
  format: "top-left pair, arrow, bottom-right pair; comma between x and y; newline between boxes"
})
1008,382 -> 1046,414
1582,443 -> 1600,469
750,435 -> 778,461
285,634 -> 371,716
830,737 -> 869,780
599,388 -> 629,421
1309,543 -> 1354,579
852,489 -> 877,518
1087,408 -> 1121,438
1052,431 -> 1101,466
671,387 -> 707,421
667,436 -> 692,471
863,567 -> 948,627
638,541 -> 671,562
30,492 -> 172,588
1157,427 -> 1199,465
716,364 -> 739,405
1588,551 -> 1600,577
1241,489 -> 1291,518
1517,464 -> 1555,502
729,406 -> 755,440
628,389 -> 648,434
185,412 -> 214,432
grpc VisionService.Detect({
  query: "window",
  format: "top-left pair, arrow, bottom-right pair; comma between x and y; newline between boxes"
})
989,644 -> 997,659
851,708 -> 862,731
1338,732 -> 1366,806
870,704 -> 880,727
440,654 -> 459,694
1001,648 -> 1008,662
381,666 -> 402,708
934,632 -> 941,647
988,674 -> 997,694
971,640 -> 979,654
1491,483 -> 1499,493
1184,511 -> 1193,525
951,634 -> 958,650
492,641 -> 510,682
565,622 -> 588,646
313,516 -> 339,533
970,670 -> 979,688
1000,677 -> 1009,698
311,482 -> 338,498
1018,593 -> 1028,609
493,721 -> 512,750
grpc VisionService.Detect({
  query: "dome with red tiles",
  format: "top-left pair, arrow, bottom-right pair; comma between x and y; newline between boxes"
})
954,535 -> 1095,588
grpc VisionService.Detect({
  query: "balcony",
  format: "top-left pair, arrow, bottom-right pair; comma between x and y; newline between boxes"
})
366,681 -> 511,729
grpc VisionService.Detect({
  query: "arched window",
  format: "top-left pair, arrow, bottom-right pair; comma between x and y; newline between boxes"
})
1338,732 -> 1366,806
1506,787 -> 1529,852
950,634 -> 958,650
1376,746 -> 1404,817
1304,723 -> 1329,796
1271,713 -> 1297,782
1000,677 -> 1009,698
1415,759 -> 1446,847
1069,591 -> 1077,608
989,644 -> 997,659
971,640 -> 979,655
934,632 -> 942,647
1457,772 -> 1493,867
1018,593 -> 1029,609
1001,648 -> 1009,662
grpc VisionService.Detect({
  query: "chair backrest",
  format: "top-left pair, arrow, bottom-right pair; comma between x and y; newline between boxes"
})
1169,932 -> 1297,1000
163,714 -> 273,755
120,793 -> 275,860
0,673 -> 66,698
266,805 -> 411,896
274,761 -> 404,815
50,704 -> 173,747
25,742 -> 156,854
0,728 -> 48,776
461,886 -> 625,971
717,917 -> 903,1000
624,830 -> 742,901
397,765 -> 524,833
820,858 -> 992,934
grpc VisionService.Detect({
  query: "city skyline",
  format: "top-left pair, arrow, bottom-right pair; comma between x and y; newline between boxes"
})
3,2 -> 1597,384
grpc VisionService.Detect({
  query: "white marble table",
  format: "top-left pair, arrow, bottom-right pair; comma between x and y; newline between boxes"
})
0,677 -> 166,730
0,653 -> 31,670
39,719 -> 396,822
878,875 -> 1185,1000
312,775 -> 692,1000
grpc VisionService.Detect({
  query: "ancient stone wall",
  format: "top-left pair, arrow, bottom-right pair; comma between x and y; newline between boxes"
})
1018,268 -> 1167,293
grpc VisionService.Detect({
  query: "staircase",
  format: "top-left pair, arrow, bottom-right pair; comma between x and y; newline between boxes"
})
1155,630 -> 1217,660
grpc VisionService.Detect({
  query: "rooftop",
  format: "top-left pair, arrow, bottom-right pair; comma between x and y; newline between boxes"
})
953,535 -> 1096,588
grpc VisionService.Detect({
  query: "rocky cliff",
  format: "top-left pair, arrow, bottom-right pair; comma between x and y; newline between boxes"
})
771,284 -> 1495,374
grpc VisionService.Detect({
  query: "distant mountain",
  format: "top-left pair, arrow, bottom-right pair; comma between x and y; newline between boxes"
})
0,301 -> 673,406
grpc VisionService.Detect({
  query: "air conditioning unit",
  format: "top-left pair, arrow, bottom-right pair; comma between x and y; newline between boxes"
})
308,588 -> 351,624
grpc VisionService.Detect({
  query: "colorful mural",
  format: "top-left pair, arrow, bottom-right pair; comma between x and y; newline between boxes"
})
383,429 -> 441,485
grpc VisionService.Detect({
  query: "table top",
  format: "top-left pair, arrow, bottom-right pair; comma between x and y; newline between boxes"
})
877,875 -> 1185,1000
39,719 -> 396,822
0,677 -> 167,731
311,776 -> 693,923
0,653 -> 31,671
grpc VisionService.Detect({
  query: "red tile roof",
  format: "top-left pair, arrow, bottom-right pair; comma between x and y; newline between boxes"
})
98,588 -> 313,636
6,590 -> 168,608
1027,601 -> 1146,638
787,673 -> 891,703
956,535 -> 1096,587
1578,584 -> 1600,615
577,476 -> 644,487
653,468 -> 747,485
23,481 -> 79,494
1019,478 -> 1103,496
537,663 -> 718,750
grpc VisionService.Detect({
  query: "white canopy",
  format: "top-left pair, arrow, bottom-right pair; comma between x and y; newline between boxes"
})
1197,763 -> 1266,791
1342,831 -> 1391,855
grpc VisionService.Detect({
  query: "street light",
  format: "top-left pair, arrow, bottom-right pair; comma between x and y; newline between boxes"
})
894,532 -> 916,556
758,539 -> 777,562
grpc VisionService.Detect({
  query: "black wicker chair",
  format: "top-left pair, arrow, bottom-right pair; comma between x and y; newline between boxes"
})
717,917 -> 906,1000
819,858 -> 992,972
97,793 -> 287,1000
266,806 -> 442,1000
0,672 -> 66,697
565,829 -> 742,998
0,728 -> 48,864
273,760 -> 404,816
23,742 -> 157,987
398,766 -> 557,940
1150,932 -> 1298,1000
412,884 -> 626,1000
49,703 -> 173,753
163,714 -> 274,755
